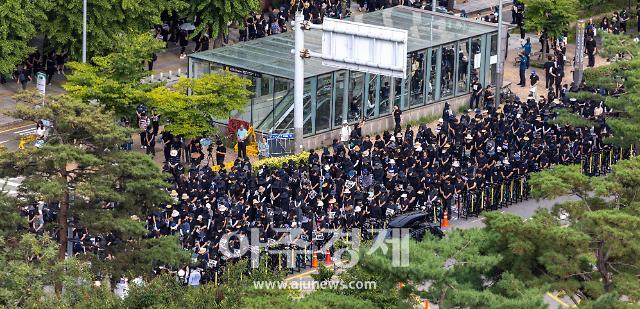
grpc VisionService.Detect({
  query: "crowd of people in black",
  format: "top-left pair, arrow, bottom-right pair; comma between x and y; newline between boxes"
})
129,77 -> 637,284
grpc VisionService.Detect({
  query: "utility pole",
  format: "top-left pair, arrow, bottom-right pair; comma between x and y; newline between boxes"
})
293,11 -> 304,153
574,20 -> 586,85
432,0 -> 437,12
82,0 -> 87,63
495,0 -> 505,104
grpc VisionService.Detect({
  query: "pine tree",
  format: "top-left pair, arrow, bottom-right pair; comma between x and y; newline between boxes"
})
0,93 -> 188,293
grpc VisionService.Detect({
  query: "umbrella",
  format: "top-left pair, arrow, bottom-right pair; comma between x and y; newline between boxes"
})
179,23 -> 196,31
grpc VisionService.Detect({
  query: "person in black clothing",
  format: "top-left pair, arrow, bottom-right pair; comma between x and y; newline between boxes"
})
215,140 -> 226,167
393,105 -> 402,133
470,78 -> 482,109
16,65 -> 32,90
45,54 -> 56,85
483,85 -> 494,109
585,36 -> 597,67
544,56 -> 555,89
145,128 -> 156,157
179,30 -> 189,59
149,52 -> 157,71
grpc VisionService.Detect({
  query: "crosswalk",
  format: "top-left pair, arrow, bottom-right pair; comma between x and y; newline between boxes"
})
0,177 -> 23,197
15,127 -> 36,136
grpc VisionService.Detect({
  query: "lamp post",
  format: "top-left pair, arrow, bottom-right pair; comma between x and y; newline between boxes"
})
495,0 -> 505,104
82,0 -> 87,63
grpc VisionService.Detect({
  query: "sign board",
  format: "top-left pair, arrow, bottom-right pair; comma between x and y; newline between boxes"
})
36,72 -> 46,96
320,19 -> 408,78
224,65 -> 262,78
268,133 -> 295,140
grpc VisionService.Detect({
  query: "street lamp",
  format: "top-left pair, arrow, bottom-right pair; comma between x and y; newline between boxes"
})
82,0 -> 87,63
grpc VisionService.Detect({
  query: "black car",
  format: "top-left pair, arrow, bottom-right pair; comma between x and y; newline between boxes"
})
386,212 -> 445,241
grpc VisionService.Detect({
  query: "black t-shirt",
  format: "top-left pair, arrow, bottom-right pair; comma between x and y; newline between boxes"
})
393,109 -> 402,120
216,145 -> 226,161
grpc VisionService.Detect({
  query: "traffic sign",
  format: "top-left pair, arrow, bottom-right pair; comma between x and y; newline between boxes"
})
36,72 -> 46,96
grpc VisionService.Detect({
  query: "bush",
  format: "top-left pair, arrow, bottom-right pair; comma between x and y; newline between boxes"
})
567,91 -> 604,102
549,108 -> 596,128
310,263 -> 335,283
252,151 -> 309,172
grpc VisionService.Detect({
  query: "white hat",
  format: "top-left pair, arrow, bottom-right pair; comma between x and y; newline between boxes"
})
452,160 -> 460,167
343,120 -> 348,125
171,210 -> 180,218
197,215 -> 203,220
218,204 -> 228,212
438,118 -> 444,123
503,158 -> 510,165
354,206 -> 362,213
205,203 -> 212,209
389,159 -> 396,164
317,201 -> 324,207
465,134 -> 472,139
170,149 -> 178,156
324,164 -> 330,171
178,269 -> 186,277
416,147 -> 423,152
198,247 -> 207,254
401,193 -> 407,198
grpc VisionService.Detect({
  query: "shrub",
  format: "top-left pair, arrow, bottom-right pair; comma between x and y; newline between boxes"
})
252,151 -> 309,172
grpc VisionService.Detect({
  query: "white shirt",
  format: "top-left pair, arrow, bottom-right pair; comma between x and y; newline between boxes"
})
340,125 -> 351,142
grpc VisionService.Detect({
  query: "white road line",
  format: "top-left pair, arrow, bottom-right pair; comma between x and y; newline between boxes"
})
15,127 -> 36,134
0,140 -> 9,144
18,129 -> 37,136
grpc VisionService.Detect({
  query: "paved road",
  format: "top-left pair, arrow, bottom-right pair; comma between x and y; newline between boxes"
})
0,176 -> 24,197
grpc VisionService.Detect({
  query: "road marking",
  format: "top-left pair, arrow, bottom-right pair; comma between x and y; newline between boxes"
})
0,140 -> 9,144
545,292 -> 572,307
16,128 -> 36,136
284,269 -> 317,282
0,123 -> 32,134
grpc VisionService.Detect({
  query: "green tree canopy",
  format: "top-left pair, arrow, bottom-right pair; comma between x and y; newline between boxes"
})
36,0 -> 186,60
188,0 -> 260,44
0,93 -> 187,291
0,0 -> 44,75
148,71 -> 252,138
64,32 -> 165,118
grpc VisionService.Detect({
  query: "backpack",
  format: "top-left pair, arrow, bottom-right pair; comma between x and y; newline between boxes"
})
19,72 -> 27,82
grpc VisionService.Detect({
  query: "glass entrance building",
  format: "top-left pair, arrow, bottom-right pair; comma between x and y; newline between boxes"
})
188,6 -> 499,141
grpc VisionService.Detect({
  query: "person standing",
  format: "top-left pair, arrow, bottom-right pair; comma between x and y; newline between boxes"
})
137,112 -> 149,149
517,53 -> 528,87
483,85 -> 494,109
179,30 -> 189,59
393,105 -> 402,132
45,53 -> 56,85
215,140 -> 226,167
522,38 -> 532,69
470,78 -> 482,109
148,52 -> 157,71
585,35 -> 597,67
529,70 -> 539,98
145,128 -> 156,157
340,120 -> 351,146
16,65 -> 32,90
236,124 -> 248,159
544,56 -> 555,88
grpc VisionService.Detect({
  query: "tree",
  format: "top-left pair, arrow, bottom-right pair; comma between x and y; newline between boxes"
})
528,159 -> 640,303
188,0 -> 260,47
523,0 -> 577,62
0,93 -> 187,292
64,32 -> 165,118
36,0 -> 186,59
0,0 -> 44,75
148,72 -> 252,138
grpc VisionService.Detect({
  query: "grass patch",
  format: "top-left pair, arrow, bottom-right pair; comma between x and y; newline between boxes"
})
406,114 -> 440,128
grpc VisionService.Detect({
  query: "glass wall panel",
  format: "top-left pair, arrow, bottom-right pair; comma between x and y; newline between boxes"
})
252,75 -> 274,130
457,40 -> 470,95
333,71 -> 347,127
379,76 -> 392,116
303,78 -> 315,135
441,43 -> 455,98
191,59 -> 211,79
348,71 -> 365,122
427,48 -> 437,102
316,73 -> 332,132
393,77 -> 402,109
489,33 -> 498,86
470,37 -> 482,85
230,75 -> 254,123
409,52 -> 425,107
365,74 -> 378,119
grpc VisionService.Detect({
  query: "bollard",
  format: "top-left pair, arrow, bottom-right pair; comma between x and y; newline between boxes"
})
178,68 -> 181,76
160,72 -> 164,80
151,74 -> 154,82
169,70 -> 172,79
214,271 -> 218,286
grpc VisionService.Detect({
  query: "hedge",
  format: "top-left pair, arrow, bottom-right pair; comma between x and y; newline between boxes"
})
252,151 -> 310,172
